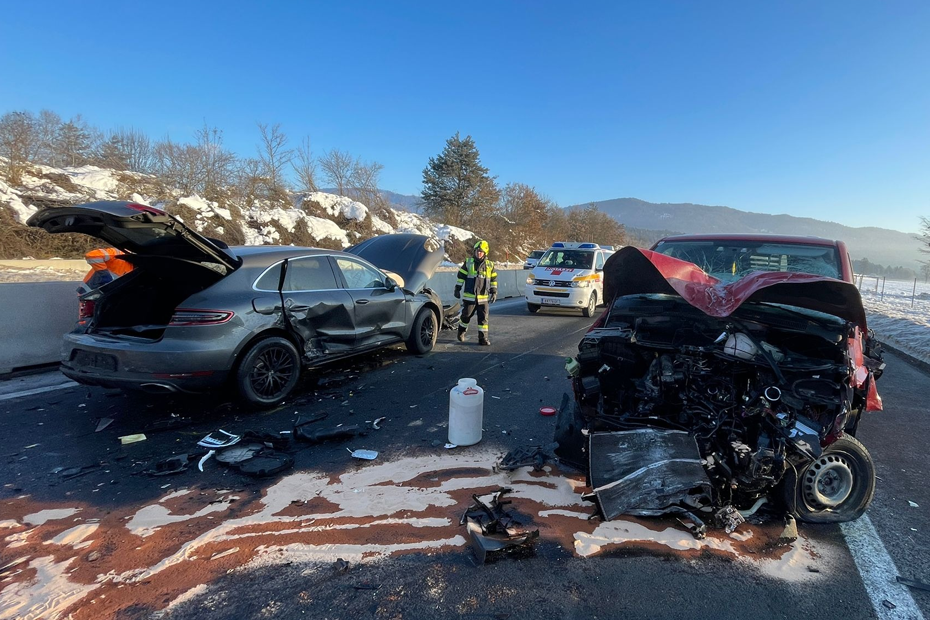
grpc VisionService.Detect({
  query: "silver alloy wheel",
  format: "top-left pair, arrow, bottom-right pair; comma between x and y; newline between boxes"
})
803,454 -> 855,508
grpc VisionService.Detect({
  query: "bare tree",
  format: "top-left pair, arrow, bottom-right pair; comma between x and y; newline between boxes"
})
196,123 -> 235,198
153,137 -> 206,194
0,111 -> 38,184
348,159 -> 385,208
292,136 -> 318,193
256,123 -> 293,196
233,157 -> 266,208
319,148 -> 356,197
34,110 -> 62,166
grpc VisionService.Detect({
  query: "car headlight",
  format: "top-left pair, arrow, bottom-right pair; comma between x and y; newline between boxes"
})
572,275 -> 598,288
526,274 -> 535,285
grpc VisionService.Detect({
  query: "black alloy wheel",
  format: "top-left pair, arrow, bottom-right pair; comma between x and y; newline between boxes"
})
406,308 -> 438,354
236,336 -> 301,407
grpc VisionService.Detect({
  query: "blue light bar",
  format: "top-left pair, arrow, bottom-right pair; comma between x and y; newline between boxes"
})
579,243 -> 597,249
551,242 -> 565,248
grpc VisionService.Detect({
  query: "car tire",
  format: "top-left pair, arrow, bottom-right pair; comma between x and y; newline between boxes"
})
406,308 -> 438,354
527,303 -> 540,313
582,292 -> 597,317
788,435 -> 876,524
235,336 -> 301,408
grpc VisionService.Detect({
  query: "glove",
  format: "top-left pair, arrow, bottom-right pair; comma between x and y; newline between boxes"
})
489,290 -> 497,304
453,285 -> 461,299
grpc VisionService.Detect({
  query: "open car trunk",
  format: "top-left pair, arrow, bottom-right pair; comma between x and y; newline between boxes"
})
84,256 -> 226,340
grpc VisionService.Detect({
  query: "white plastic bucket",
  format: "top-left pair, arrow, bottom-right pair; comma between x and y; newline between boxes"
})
448,378 -> 484,446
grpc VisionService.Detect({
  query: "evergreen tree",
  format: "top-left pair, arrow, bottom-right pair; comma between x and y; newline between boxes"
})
56,116 -> 94,167
421,132 -> 499,229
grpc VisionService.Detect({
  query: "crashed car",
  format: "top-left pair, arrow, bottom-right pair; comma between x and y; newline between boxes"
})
557,237 -> 884,527
28,201 -> 451,406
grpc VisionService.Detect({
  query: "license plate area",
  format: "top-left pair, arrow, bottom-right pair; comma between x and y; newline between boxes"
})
541,298 -> 561,306
72,350 -> 117,371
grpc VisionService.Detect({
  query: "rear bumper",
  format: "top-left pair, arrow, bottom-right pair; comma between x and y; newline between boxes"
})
60,331 -> 238,393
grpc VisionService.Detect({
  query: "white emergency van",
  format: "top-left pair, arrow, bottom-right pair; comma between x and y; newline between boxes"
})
525,242 -> 614,317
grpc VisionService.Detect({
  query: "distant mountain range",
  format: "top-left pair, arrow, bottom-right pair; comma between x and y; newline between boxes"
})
571,197 -> 924,270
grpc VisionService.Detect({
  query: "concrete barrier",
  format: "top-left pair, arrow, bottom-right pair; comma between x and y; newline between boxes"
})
0,281 -> 79,374
0,270 -> 527,374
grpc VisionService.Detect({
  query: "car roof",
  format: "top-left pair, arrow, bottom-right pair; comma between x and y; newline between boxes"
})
654,233 -> 839,246
230,245 -> 356,268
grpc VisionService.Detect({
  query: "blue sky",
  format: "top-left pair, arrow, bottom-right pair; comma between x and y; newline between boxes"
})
1,1 -> 927,232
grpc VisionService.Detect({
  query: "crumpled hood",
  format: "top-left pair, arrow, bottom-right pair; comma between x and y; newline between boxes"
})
347,233 -> 443,294
603,247 -> 868,330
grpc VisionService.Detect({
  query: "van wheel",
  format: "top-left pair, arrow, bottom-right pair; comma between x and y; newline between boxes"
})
582,292 -> 597,317
406,308 -> 437,354
527,303 -> 540,313
235,336 -> 301,407
788,435 -> 876,523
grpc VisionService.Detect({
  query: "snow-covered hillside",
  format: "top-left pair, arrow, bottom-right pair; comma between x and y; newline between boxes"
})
0,162 -> 476,257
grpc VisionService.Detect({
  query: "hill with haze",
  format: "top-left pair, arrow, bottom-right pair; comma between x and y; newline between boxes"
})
576,197 -> 924,271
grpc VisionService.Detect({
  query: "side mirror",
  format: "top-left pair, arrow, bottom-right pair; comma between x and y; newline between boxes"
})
384,276 -> 396,291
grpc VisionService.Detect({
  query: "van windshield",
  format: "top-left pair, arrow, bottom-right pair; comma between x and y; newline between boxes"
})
652,240 -> 841,282
538,249 -> 594,269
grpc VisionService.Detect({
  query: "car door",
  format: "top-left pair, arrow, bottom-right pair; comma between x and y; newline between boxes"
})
332,256 -> 407,348
279,255 -> 357,358
594,251 -> 606,300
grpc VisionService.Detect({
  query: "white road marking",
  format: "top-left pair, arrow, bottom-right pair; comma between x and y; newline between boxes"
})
0,381 -> 79,402
841,515 -> 925,619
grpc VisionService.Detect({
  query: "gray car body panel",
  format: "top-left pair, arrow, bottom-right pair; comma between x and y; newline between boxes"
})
34,205 -> 443,394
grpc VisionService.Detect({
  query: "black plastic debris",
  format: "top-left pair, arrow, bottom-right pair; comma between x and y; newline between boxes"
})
460,487 -> 539,564
495,444 -> 557,472
896,576 -> 930,593
713,505 -> 746,534
234,450 -> 293,477
215,444 -> 264,465
242,430 -> 291,451
144,454 -> 191,477
295,423 -> 364,445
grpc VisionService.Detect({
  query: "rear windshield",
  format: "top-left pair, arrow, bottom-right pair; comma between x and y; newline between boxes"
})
538,249 -> 595,269
652,240 -> 841,282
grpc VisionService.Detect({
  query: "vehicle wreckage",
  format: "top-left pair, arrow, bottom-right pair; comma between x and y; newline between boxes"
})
555,246 -> 885,529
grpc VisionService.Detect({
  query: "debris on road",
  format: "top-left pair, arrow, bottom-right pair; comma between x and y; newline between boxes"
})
118,433 -> 146,445
295,424 -> 364,445
348,449 -> 378,460
372,416 -> 386,430
94,417 -> 114,432
896,576 -> 930,593
144,454 -> 191,477
908,500 -> 919,508
460,487 -> 539,564
495,444 -> 557,472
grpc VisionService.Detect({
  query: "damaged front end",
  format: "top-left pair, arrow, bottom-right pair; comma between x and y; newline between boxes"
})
559,247 -> 884,528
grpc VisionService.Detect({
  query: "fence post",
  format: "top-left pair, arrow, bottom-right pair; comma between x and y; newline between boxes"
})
913,278 -> 918,308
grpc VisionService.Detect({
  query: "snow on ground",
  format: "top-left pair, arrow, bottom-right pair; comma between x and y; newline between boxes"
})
300,192 -> 368,221
858,278 -> 930,365
0,179 -> 37,223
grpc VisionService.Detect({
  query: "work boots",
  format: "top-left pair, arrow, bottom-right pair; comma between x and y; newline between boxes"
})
478,332 -> 490,346
457,326 -> 467,342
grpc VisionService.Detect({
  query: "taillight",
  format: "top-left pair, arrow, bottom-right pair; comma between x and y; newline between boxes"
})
78,300 -> 96,325
169,309 -> 234,326
125,202 -> 166,215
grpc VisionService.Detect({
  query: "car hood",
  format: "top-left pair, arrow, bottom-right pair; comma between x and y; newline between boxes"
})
603,246 -> 868,330
346,233 -> 443,294
27,201 -> 240,272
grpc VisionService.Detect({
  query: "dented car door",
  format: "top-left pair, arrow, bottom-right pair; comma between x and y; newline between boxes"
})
333,256 -> 407,348
280,255 -> 356,358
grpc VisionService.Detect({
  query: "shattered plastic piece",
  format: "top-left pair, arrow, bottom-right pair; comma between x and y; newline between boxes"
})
333,558 -> 350,573
460,487 -> 539,563
197,430 -> 241,449
145,454 -> 190,477
495,444 -> 557,472
95,418 -> 114,432
215,444 -> 264,465
778,514 -> 799,545
882,600 -> 896,610
444,443 -> 458,449
896,576 -> 930,593
676,512 -> 707,540
295,424 -> 363,445
348,449 -> 378,460
235,451 -> 293,477
908,500 -> 919,508
119,434 -> 146,445
372,417 -> 386,430
539,406 -> 556,417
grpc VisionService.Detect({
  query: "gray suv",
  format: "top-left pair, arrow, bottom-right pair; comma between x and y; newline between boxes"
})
28,201 -> 445,406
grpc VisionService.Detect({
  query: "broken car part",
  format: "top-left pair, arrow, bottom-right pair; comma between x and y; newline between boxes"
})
294,424 -> 364,445
495,444 -> 558,472
460,488 -> 539,564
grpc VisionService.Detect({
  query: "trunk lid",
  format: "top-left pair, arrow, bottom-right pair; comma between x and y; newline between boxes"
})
27,201 -> 240,273
346,233 -> 443,294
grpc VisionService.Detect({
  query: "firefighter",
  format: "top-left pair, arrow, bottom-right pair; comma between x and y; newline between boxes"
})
453,239 -> 498,346
78,248 -> 133,295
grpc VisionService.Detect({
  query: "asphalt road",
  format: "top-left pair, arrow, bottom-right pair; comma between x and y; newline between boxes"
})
0,296 -> 927,620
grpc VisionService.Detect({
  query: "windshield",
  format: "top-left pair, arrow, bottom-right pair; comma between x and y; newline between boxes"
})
538,249 -> 595,269
652,240 -> 841,282
529,251 -> 545,259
